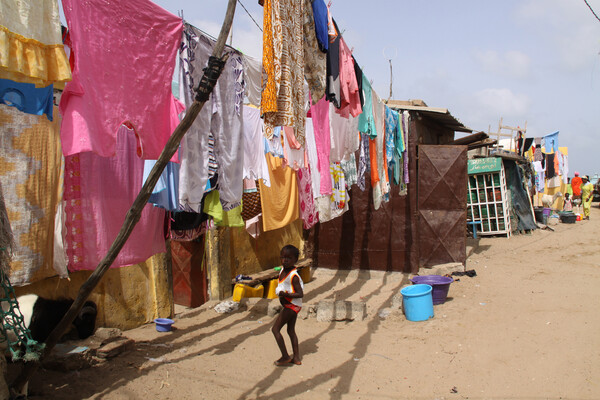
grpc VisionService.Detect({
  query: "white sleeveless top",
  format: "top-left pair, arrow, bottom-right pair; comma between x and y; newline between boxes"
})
276,268 -> 304,307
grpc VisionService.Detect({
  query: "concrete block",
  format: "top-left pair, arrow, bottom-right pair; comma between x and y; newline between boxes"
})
425,263 -> 464,276
96,338 -> 134,360
299,304 -> 316,320
316,300 -> 366,322
94,327 -> 122,343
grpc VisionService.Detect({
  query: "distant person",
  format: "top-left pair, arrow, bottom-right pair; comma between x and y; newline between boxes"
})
566,177 -> 573,197
581,175 -> 594,220
571,172 -> 582,201
272,244 -> 304,366
563,192 -> 573,212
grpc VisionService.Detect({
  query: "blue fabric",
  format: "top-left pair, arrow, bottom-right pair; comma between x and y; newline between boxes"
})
384,106 -> 397,174
311,0 -> 329,52
144,160 -> 180,211
543,131 -> 559,153
0,79 -> 54,121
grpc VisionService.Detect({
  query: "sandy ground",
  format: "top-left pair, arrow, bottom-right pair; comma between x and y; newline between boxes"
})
24,205 -> 600,399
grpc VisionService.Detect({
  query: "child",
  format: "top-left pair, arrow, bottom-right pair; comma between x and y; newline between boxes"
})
272,244 -> 304,366
563,192 -> 573,212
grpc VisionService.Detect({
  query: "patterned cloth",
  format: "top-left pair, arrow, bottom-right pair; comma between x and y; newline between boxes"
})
534,138 -> 543,162
384,106 -> 397,183
341,153 -> 358,188
0,105 -> 65,285
357,132 -> 369,191
401,111 -> 410,185
261,0 -> 306,146
316,162 -> 349,222
241,180 -> 262,221
302,0 -> 326,104
296,168 -> 318,229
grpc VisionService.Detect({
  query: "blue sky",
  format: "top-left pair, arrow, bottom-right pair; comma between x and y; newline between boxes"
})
72,0 -> 600,176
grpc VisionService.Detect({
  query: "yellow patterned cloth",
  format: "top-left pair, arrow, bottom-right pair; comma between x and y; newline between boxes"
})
261,0 -> 306,146
0,104 -> 63,286
0,0 -> 71,87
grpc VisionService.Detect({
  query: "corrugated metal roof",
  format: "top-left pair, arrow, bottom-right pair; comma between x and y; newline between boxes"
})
385,100 -> 472,133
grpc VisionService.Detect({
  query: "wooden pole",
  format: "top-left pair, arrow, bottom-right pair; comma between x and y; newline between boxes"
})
11,0 -> 238,392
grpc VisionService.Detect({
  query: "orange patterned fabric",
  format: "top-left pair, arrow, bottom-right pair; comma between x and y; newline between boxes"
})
261,0 -> 306,146
260,0 -> 281,116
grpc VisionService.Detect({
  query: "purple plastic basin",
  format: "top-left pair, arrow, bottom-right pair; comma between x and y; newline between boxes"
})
409,275 -> 454,305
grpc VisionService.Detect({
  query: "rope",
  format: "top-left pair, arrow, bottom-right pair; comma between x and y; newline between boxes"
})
237,0 -> 263,32
195,56 -> 228,102
583,0 -> 600,22
0,270 -> 44,361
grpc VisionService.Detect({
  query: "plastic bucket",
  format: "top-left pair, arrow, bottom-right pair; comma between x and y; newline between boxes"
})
410,275 -> 454,305
400,284 -> 434,322
154,318 -> 174,332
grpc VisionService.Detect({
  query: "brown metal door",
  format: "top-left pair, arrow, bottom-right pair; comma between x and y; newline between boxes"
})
171,239 -> 208,308
418,145 -> 467,268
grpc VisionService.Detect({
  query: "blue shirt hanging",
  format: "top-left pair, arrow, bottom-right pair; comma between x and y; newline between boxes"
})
543,131 -> 559,153
0,79 -> 54,121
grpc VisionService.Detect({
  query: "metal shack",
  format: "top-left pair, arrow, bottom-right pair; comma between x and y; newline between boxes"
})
306,100 -> 472,274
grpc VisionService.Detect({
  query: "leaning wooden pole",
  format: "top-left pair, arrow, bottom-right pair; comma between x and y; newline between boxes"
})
12,0 -> 238,392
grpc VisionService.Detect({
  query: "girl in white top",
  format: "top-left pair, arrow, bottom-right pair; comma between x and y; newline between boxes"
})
272,245 -> 304,366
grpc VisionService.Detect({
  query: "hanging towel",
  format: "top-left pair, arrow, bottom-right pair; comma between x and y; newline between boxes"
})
259,154 -> 300,232
0,0 -> 71,87
60,0 -> 183,160
310,97 -> 333,195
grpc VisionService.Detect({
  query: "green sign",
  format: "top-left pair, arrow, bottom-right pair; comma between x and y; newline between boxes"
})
468,157 -> 502,175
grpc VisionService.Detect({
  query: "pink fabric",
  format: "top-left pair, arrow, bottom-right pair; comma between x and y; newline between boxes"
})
336,37 -> 362,118
296,167 -> 318,229
310,97 -> 333,195
64,125 -> 166,271
59,0 -> 184,160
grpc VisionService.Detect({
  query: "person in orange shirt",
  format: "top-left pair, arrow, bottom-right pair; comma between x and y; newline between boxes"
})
571,171 -> 583,202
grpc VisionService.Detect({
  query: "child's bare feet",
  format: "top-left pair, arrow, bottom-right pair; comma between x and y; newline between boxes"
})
291,356 -> 302,365
274,356 -> 293,366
